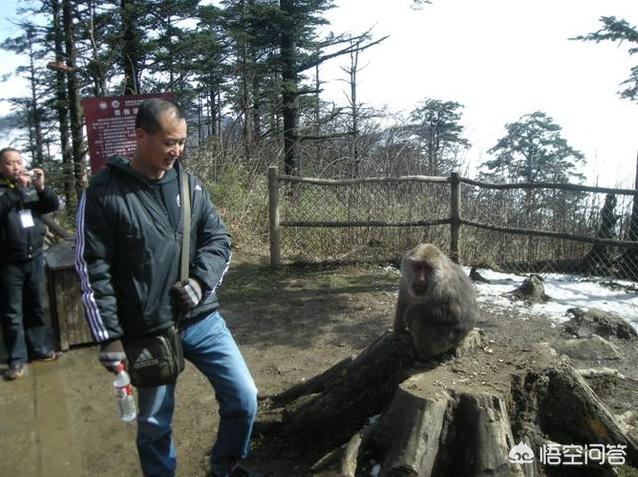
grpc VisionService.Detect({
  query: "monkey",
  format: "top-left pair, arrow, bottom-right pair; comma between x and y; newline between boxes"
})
393,243 -> 478,360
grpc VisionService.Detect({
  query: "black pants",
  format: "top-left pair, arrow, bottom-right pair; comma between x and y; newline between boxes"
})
0,255 -> 55,365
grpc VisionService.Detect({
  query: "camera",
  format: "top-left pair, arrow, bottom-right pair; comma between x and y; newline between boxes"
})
25,170 -> 42,178
17,170 -> 39,203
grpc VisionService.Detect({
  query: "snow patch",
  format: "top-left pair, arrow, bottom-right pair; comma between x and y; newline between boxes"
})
467,268 -> 638,332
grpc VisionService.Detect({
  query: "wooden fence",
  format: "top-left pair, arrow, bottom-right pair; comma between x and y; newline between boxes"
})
267,166 -> 638,267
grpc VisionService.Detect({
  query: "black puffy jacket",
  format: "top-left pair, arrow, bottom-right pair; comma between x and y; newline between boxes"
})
0,177 -> 60,262
75,156 -> 231,343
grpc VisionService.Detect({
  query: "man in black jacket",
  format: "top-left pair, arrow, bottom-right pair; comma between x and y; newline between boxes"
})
75,99 -> 260,477
0,147 -> 61,380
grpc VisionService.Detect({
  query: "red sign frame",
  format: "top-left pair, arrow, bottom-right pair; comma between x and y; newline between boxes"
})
82,92 -> 175,173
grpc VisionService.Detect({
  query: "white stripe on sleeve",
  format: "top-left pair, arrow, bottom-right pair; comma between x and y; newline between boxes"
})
212,251 -> 232,293
74,192 -> 110,342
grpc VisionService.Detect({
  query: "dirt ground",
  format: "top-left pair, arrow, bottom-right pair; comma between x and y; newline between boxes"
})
5,253 -> 638,477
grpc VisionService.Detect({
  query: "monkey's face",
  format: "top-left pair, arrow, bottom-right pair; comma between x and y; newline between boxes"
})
410,260 -> 433,296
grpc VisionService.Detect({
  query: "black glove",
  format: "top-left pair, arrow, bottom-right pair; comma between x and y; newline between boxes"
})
172,278 -> 203,310
99,340 -> 126,373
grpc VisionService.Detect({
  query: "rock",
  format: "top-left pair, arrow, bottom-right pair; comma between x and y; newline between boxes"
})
565,307 -> 637,340
616,410 -> 638,443
453,328 -> 485,358
506,275 -> 550,303
470,267 -> 491,283
555,335 -> 623,361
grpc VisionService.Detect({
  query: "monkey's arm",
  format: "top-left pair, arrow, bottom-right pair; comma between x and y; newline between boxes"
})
404,300 -> 475,359
393,288 -> 409,334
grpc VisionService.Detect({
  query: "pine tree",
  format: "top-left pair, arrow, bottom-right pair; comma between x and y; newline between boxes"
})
1,21 -> 51,166
408,99 -> 470,175
189,4 -> 230,142
481,112 -> 584,184
574,16 -> 638,102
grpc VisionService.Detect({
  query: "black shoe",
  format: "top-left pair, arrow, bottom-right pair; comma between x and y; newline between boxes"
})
31,350 -> 62,362
4,362 -> 25,380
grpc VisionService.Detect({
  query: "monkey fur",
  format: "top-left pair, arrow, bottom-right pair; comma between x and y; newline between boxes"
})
393,243 -> 478,360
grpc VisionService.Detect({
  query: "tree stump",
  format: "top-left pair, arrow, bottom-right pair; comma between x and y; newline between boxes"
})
256,333 -> 638,476
507,275 -> 550,303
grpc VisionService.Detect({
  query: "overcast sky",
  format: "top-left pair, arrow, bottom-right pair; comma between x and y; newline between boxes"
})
1,0 -> 637,187
317,0 -> 638,187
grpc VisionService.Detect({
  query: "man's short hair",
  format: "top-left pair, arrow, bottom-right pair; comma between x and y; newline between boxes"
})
135,98 -> 185,134
0,147 -> 19,162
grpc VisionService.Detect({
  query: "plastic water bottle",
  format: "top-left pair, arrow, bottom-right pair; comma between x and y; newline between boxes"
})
113,362 -> 137,422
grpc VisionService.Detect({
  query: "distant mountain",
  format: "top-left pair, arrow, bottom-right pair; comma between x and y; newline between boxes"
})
0,113 -> 19,131
0,113 -> 20,144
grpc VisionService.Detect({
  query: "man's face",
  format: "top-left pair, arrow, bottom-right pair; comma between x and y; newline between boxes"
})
135,111 -> 187,175
0,150 -> 24,180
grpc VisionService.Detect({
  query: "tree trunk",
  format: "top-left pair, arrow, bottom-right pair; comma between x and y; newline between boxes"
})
86,0 -> 107,96
314,58 -> 320,131
26,30 -> 44,167
619,155 -> 638,280
280,0 -> 300,176
348,42 -> 360,178
51,0 -> 73,206
121,0 -> 140,94
252,57 -> 262,141
217,89 -> 222,143
581,194 -> 617,275
238,0 -> 253,158
208,88 -> 217,138
627,154 -> 638,242
62,0 -> 87,199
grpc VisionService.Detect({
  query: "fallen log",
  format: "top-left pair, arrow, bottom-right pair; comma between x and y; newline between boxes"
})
255,330 -> 484,446
256,331 -> 415,445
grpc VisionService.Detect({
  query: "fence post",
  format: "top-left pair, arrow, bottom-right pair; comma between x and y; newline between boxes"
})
450,172 -> 461,263
268,166 -> 281,267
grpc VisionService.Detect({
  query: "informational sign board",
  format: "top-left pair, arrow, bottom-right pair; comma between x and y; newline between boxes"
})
82,92 -> 175,173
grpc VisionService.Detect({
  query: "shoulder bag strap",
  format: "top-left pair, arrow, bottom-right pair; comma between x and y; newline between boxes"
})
179,167 -> 191,283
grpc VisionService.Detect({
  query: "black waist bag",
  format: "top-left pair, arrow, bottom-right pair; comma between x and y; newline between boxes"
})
123,326 -> 185,388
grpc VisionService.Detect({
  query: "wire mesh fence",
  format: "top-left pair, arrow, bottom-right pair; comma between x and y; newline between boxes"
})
461,184 -> 638,281
277,179 -> 451,263
269,168 -> 638,282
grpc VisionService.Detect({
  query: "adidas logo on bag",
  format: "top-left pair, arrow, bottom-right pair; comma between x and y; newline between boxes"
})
134,348 -> 159,369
